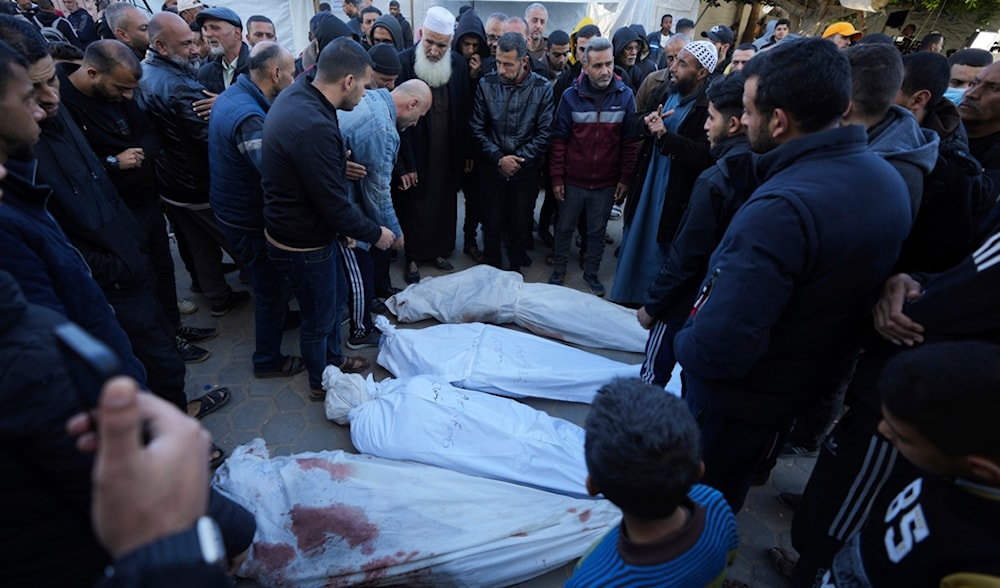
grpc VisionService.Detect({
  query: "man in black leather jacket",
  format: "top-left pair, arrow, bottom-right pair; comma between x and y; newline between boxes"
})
138,11 -> 248,317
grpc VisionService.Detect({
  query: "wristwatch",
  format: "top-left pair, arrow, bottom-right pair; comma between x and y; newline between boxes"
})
105,155 -> 120,171
108,516 -> 226,578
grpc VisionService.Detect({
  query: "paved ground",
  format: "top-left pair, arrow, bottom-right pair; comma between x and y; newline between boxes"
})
177,200 -> 812,587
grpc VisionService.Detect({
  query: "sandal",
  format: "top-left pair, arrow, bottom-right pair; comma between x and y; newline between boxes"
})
309,387 -> 325,402
337,356 -> 370,374
768,546 -> 798,581
254,355 -> 306,379
188,387 -> 231,419
209,442 -> 226,469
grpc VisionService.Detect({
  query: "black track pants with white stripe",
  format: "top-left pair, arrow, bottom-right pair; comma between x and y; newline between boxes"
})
337,242 -> 375,340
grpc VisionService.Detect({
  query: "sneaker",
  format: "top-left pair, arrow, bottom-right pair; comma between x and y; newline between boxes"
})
176,336 -> 211,363
779,442 -> 820,458
404,261 -> 420,284
583,274 -> 605,297
210,290 -> 250,317
547,271 -> 565,285
177,325 -> 218,343
346,329 -> 381,349
177,298 -> 198,314
610,204 -> 622,219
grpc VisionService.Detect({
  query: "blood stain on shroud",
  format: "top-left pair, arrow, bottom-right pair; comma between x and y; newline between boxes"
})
253,541 -> 296,570
290,503 -> 380,555
296,457 -> 354,482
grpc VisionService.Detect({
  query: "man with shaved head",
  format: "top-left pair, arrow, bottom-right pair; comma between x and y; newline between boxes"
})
104,2 -> 149,60
141,11 -> 250,318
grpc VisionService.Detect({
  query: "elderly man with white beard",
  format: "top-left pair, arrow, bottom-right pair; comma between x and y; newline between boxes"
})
393,5 -> 473,284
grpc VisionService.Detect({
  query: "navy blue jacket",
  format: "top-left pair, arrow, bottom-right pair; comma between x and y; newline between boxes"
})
197,43 -> 250,94
674,125 -> 912,425
209,74 -> 270,231
262,72 -> 381,249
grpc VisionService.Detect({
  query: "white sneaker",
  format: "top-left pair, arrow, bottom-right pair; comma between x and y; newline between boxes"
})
177,298 -> 198,314
610,204 -> 623,220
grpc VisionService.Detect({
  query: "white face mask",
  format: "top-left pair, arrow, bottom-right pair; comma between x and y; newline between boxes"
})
944,86 -> 966,105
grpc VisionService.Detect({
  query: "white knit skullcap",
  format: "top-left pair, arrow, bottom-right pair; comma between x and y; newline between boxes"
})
423,6 -> 455,36
683,40 -> 719,72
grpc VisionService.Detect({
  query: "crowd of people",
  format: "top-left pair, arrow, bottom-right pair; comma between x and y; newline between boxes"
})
1,0 -> 999,586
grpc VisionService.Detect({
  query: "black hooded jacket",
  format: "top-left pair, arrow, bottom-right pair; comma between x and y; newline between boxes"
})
612,26 -> 643,92
372,13 -> 405,50
452,9 -> 489,59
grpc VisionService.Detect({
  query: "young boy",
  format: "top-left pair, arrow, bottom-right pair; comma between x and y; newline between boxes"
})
820,341 -> 1000,587
567,378 -> 739,587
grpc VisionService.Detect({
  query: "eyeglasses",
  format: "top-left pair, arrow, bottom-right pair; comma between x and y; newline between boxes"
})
487,34 -> 501,43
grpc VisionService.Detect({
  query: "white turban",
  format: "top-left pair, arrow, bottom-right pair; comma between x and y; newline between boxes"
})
423,6 -> 455,36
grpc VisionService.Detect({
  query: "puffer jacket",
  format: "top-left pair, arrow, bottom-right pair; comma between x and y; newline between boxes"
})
470,68 -> 554,180
137,52 -> 211,204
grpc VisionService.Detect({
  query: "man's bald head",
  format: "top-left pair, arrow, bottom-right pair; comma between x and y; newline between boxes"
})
148,12 -> 198,66
391,78 -> 431,129
503,17 -> 529,42
248,41 -> 295,100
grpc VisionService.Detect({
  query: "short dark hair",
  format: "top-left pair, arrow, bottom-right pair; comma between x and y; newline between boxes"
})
84,39 -> 141,78
707,71 -> 745,120
948,48 -> 993,68
920,32 -> 944,49
48,41 -> 83,61
735,42 -> 757,52
246,15 -> 274,29
743,37 -> 850,133
661,14 -> 673,23
0,39 -> 29,98
342,0 -> 359,6
546,29 -> 569,48
576,24 -> 601,41
361,6 -> 381,17
845,43 -> 903,119
0,15 -> 50,64
776,18 -> 791,27
584,379 -> 701,518
855,33 -> 894,46
901,51 -> 949,107
880,341 -> 1000,459
37,0 -> 54,10
248,41 -> 283,73
497,31 -> 526,59
316,37 -> 373,84
318,2 -> 331,11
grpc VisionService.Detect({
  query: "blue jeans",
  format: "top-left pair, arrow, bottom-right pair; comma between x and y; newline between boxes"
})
221,226 -> 290,371
266,241 -> 346,389
553,184 -> 615,275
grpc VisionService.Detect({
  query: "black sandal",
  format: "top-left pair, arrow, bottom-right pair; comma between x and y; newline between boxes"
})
189,387 -> 231,419
209,442 -> 226,469
254,355 -> 306,379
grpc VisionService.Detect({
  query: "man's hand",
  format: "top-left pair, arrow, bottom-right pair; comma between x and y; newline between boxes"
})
116,147 -> 145,170
468,54 -> 481,78
341,236 -> 357,248
193,90 -> 218,120
392,234 -> 405,250
345,150 -> 367,181
873,273 -> 925,346
637,306 -> 654,329
644,105 -> 674,138
614,182 -> 628,202
499,155 -> 524,177
464,158 -> 475,173
374,226 -> 395,250
399,171 -> 418,190
553,184 -> 565,201
67,377 -> 211,559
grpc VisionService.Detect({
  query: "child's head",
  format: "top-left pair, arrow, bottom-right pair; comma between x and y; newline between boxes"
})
584,378 -> 702,518
878,341 -> 1000,483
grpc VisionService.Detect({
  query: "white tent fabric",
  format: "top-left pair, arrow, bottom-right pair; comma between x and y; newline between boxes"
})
321,370 -> 593,497
386,265 -> 648,352
216,439 -> 621,587
189,0 -> 313,53
374,316 -> 641,403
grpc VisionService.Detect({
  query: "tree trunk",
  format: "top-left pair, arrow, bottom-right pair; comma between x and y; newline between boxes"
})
741,2 -> 763,44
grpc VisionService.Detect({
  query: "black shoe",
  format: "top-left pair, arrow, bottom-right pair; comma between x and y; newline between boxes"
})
370,298 -> 389,314
283,310 -> 301,331
463,245 -> 485,264
210,290 -> 250,317
177,325 -> 218,343
431,256 -> 454,271
404,261 -> 420,284
346,329 -> 381,349
375,285 -> 402,298
177,336 -> 211,363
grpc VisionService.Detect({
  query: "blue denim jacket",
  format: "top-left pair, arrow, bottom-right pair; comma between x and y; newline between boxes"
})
338,89 -> 402,250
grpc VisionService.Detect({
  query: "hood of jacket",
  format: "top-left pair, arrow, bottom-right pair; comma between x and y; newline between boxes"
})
453,8 -> 489,58
313,12 -> 357,53
923,96 -> 964,142
628,24 -> 651,60
868,104 -> 940,176
372,13 -> 404,51
612,26 -> 641,61
568,16 -> 597,65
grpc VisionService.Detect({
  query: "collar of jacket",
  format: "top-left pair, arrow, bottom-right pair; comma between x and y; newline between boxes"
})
298,71 -> 339,120
233,73 -> 272,110
145,52 -> 195,77
756,124 -> 867,182
710,133 -> 749,160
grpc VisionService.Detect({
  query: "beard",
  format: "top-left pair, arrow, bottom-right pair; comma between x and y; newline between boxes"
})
169,53 -> 198,74
668,75 -> 696,97
414,47 -> 452,88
